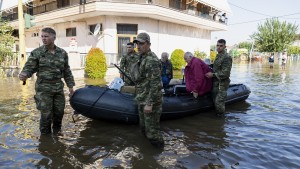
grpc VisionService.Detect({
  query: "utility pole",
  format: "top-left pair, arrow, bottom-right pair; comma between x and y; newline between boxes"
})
249,40 -> 254,62
18,0 -> 26,68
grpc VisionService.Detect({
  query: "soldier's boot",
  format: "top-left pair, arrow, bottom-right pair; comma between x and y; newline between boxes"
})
52,119 -> 62,134
40,113 -> 52,135
53,110 -> 63,134
215,105 -> 225,117
40,124 -> 51,135
216,112 -> 225,117
140,127 -> 146,137
149,139 -> 164,149
52,125 -> 61,134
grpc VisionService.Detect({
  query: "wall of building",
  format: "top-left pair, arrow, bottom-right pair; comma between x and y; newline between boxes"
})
24,15 -> 211,59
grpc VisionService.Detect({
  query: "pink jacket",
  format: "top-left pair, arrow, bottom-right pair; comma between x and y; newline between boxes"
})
184,57 -> 212,95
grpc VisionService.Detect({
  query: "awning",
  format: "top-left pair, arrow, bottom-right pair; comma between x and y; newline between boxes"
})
196,0 -> 232,14
0,0 -> 33,11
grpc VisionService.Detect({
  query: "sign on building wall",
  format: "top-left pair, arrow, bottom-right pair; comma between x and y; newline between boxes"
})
69,37 -> 78,52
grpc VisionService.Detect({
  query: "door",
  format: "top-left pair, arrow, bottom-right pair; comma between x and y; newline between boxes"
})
118,37 -> 131,56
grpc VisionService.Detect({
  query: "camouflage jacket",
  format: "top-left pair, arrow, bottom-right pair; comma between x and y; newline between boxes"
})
21,45 -> 75,88
161,60 -> 173,79
135,50 -> 163,105
119,52 -> 139,75
212,52 -> 232,85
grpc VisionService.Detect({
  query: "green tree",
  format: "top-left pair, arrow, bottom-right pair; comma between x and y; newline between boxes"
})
0,18 -> 14,65
238,41 -> 252,53
194,50 -> 207,60
85,48 -> 107,79
251,18 -> 298,52
170,49 -> 185,70
288,46 -> 300,55
228,49 -> 239,58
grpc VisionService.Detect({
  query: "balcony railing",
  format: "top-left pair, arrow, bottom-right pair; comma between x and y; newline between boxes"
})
1,0 -> 227,24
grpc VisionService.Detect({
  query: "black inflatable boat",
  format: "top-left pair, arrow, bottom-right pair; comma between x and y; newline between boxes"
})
70,84 -> 250,124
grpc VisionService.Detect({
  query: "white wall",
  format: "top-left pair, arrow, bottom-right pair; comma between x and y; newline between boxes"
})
24,15 -> 211,58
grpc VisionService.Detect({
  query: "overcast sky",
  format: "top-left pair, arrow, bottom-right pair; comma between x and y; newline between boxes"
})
212,0 -> 300,46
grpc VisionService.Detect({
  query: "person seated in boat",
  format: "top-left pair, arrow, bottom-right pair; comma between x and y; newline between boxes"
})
160,52 -> 173,88
119,42 -> 139,86
183,52 -> 213,98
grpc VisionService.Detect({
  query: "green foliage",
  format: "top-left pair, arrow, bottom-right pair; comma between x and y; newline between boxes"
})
0,19 -> 14,65
210,45 -> 216,51
170,49 -> 185,70
85,48 -> 107,79
238,41 -> 252,53
251,18 -> 298,52
229,48 -> 248,58
229,49 -> 239,58
288,46 -> 300,55
194,50 -> 207,60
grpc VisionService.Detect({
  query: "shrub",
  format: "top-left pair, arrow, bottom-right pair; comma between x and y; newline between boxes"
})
170,49 -> 185,70
229,49 -> 239,58
288,46 -> 300,55
85,48 -> 107,79
194,50 -> 207,60
210,50 -> 217,63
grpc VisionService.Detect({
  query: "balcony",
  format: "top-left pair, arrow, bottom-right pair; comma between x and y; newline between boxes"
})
1,0 -> 229,31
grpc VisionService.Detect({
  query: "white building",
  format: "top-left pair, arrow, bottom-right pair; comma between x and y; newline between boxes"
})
1,0 -> 231,69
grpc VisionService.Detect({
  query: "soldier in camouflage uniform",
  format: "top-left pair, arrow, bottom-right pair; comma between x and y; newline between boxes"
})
132,32 -> 164,148
160,52 -> 173,88
19,28 -> 75,134
119,42 -> 139,86
205,39 -> 232,116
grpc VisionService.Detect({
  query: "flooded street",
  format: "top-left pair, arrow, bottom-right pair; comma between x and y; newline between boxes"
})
0,60 -> 300,169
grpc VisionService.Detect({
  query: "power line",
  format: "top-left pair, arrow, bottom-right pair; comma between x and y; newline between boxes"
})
229,12 -> 300,25
229,18 -> 268,25
229,2 -> 273,17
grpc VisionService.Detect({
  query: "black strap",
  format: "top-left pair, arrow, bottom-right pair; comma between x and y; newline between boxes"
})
85,87 -> 109,115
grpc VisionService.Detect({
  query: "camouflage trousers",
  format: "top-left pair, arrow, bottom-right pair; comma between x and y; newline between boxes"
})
138,103 -> 164,147
34,81 -> 65,134
211,82 -> 229,114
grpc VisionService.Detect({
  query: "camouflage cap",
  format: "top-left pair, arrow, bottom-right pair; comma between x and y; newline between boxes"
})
133,32 -> 150,43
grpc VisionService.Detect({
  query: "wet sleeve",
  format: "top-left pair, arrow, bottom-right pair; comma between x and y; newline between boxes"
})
215,57 -> 232,80
63,52 -> 75,88
21,52 -> 39,78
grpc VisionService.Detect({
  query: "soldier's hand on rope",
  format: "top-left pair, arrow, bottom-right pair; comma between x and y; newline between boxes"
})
19,72 -> 28,81
144,104 -> 153,113
69,88 -> 75,97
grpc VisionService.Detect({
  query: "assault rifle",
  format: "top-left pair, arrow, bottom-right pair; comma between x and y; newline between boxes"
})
113,64 -> 135,85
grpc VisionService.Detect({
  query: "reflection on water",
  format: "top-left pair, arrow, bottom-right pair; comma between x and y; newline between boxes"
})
1,60 -> 300,168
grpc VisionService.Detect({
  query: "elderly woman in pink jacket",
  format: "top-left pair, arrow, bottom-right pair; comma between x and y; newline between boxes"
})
184,52 -> 213,98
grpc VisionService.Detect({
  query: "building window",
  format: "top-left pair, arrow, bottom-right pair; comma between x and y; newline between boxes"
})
117,24 -> 138,35
66,28 -> 76,37
57,0 -> 70,8
89,24 -> 102,35
169,0 -> 182,10
32,32 -> 39,37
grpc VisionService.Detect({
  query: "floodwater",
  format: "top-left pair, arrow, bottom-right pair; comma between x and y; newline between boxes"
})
0,59 -> 300,169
